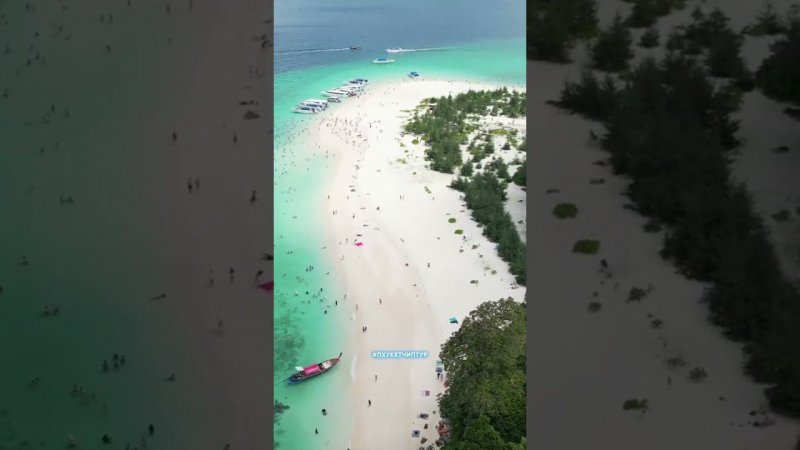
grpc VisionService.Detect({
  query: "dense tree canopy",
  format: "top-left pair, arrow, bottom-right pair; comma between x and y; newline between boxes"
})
528,0 -> 598,62
757,16 -> 800,106
591,13 -> 635,72
439,298 -> 527,449
552,51 -> 800,416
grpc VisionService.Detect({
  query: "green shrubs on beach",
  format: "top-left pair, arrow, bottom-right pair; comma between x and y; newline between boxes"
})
757,15 -> 800,108
405,89 -> 526,173
744,1 -> 786,36
455,229 -> 464,235
688,367 -> 708,381
572,239 -> 600,254
625,0 -> 686,28
551,42 -> 800,416
450,172 -> 527,285
622,398 -> 649,412
448,218 -> 457,224
591,13 -> 634,72
528,0 -> 599,62
460,161 -> 474,177
553,203 -> 578,219
639,28 -> 660,47
512,160 -> 527,187
439,298 -> 526,448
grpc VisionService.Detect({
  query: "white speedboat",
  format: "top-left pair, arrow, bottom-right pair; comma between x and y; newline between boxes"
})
299,101 -> 326,110
386,48 -> 405,53
408,71 -> 420,79
292,106 -> 317,114
326,96 -> 341,103
372,57 -> 395,64
349,78 -> 368,84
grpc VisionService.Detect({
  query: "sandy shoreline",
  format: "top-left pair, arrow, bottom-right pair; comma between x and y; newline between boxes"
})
306,78 -> 526,448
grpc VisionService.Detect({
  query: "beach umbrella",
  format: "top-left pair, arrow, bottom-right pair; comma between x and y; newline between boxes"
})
259,281 -> 274,292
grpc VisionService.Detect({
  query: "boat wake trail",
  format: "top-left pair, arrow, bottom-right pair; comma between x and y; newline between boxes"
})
276,48 -> 353,55
387,46 -> 455,53
350,355 -> 357,380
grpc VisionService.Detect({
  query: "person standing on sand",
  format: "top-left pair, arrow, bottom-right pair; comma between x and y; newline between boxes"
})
250,190 -> 258,204
148,424 -> 154,435
187,179 -> 193,193
315,428 -> 318,435
368,400 -> 371,407
229,267 -> 235,283
208,270 -> 214,287
172,131 -> 177,143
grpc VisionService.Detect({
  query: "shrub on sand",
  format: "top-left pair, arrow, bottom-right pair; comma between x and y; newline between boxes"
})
449,218 -> 457,223
572,239 -> 600,254
688,367 -> 708,381
553,203 -> 578,219
666,356 -> 687,369
622,398 -> 649,411
455,229 -> 464,235
588,302 -> 603,313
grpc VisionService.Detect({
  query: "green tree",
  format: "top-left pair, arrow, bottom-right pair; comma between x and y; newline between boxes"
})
512,160 -> 527,186
639,27 -> 661,47
591,14 -> 634,72
757,18 -> 800,106
439,298 -> 527,446
528,0 -> 599,62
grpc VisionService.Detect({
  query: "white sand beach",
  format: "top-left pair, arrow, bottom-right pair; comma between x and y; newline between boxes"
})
526,1 -> 800,449
308,78 -> 526,448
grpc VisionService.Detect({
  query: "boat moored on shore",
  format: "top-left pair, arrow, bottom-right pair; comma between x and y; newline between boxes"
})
288,352 -> 343,384
372,57 -> 395,64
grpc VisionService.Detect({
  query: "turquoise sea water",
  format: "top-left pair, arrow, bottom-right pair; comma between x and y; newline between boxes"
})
273,36 -> 526,449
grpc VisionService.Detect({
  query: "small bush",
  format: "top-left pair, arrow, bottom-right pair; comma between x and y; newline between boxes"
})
688,367 -> 708,381
460,161 -> 474,177
573,239 -> 600,254
639,28 -> 660,48
650,318 -> 664,329
502,141 -> 511,150
588,302 -> 603,313
553,203 -> 579,219
772,209 -> 791,222
627,287 -> 648,302
470,279 -> 479,284
412,138 -> 420,145
622,398 -> 649,411
448,218 -> 457,223
666,356 -> 687,369
455,229 -> 464,235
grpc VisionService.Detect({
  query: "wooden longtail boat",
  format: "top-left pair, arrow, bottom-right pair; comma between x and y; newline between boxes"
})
288,352 -> 342,385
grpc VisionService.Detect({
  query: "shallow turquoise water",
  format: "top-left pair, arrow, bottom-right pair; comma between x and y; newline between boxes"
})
273,38 -> 525,449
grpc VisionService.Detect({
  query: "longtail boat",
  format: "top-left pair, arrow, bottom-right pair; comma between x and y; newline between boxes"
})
288,352 -> 342,385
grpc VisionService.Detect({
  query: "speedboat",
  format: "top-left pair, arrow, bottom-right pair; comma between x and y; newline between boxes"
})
299,100 -> 326,110
408,71 -> 420,79
372,57 -> 395,64
326,89 -> 355,97
349,78 -> 368,84
386,48 -> 405,53
349,47 -> 361,50
305,98 -> 329,106
292,106 -> 317,114
326,96 -> 341,103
